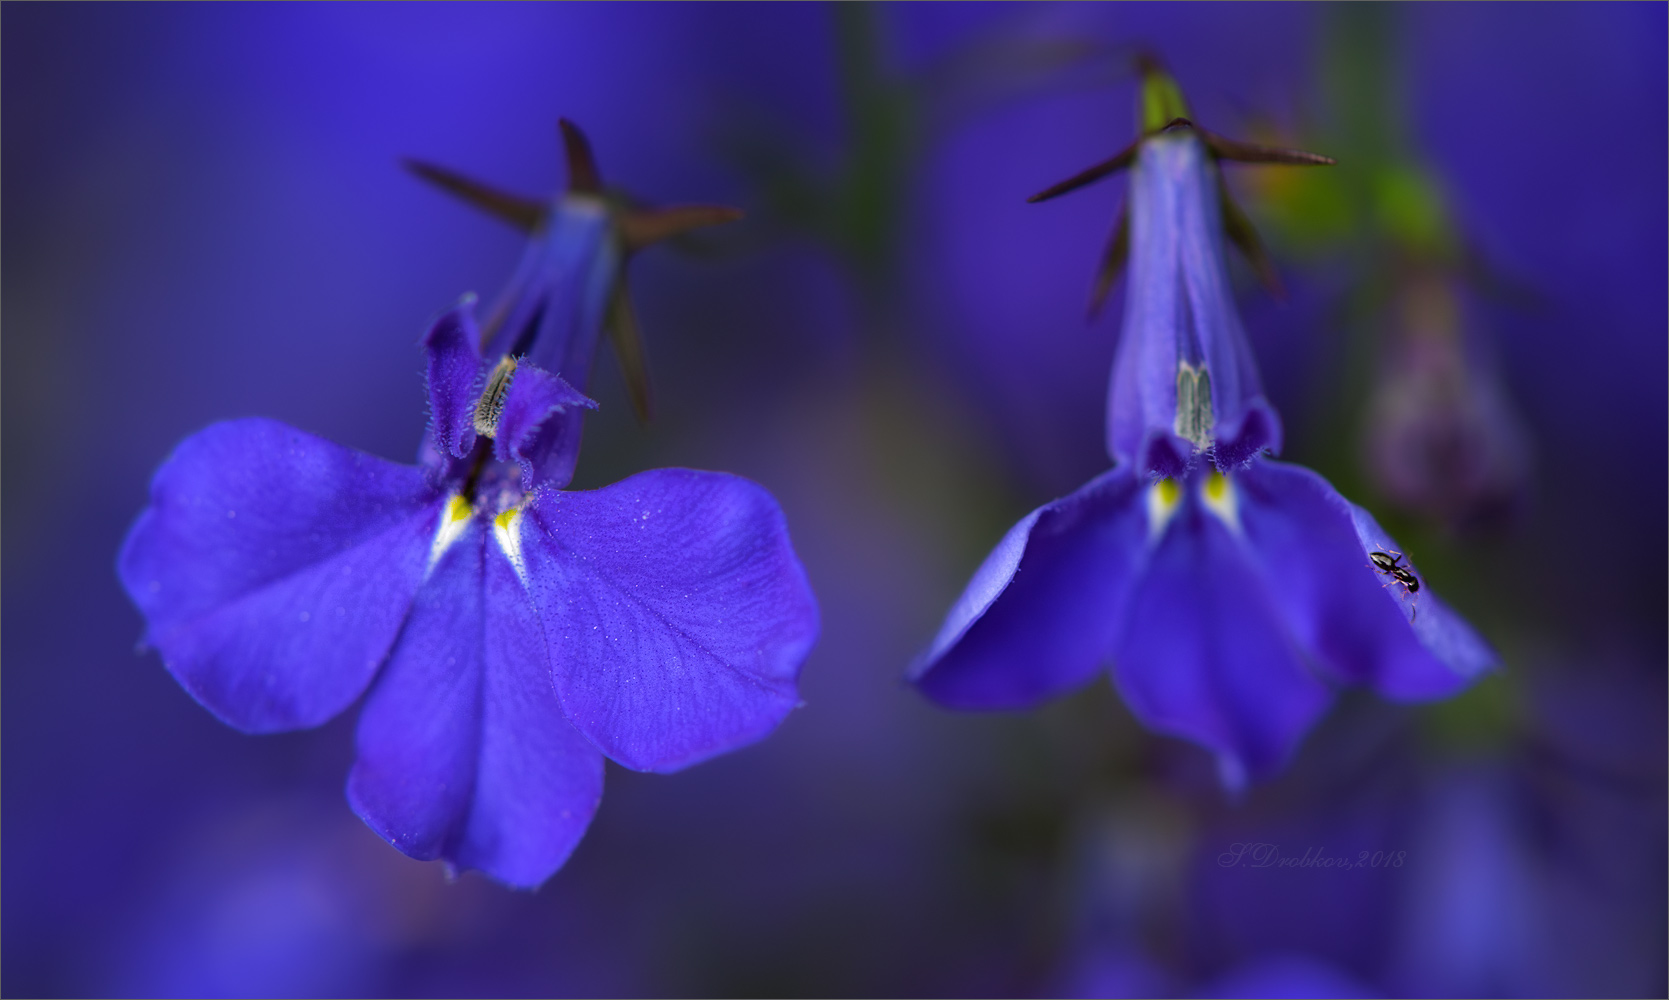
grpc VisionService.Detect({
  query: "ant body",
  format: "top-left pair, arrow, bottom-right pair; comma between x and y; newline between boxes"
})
1369,549 -> 1420,622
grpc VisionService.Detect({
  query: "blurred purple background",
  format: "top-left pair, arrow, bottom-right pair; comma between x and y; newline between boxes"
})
4,4 -> 1662,996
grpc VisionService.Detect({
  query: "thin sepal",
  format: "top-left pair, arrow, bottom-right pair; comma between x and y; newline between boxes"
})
1027,136 -> 1141,204
1217,176 -> 1285,299
558,118 -> 604,195
403,160 -> 545,234
1198,127 -> 1335,167
605,275 -> 654,423
1030,116 -> 1330,209
1087,205 -> 1130,320
617,205 -> 745,253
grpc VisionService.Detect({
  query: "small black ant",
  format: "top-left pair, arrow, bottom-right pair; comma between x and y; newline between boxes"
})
1369,549 -> 1420,622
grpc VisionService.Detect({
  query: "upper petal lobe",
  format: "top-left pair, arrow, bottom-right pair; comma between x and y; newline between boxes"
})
424,298 -> 485,461
493,362 -> 596,490
117,418 -> 438,732
519,469 -> 819,773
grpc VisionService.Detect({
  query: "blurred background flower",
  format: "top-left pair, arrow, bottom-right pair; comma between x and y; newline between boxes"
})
3,3 -> 1661,996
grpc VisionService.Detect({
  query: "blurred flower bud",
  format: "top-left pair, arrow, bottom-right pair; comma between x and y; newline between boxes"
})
1363,273 -> 1532,531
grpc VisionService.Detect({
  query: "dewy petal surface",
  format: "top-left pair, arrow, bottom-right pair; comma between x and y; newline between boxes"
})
912,469 -> 1148,709
347,521 -> 604,889
519,469 -> 818,773
117,419 -> 438,732
1111,497 -> 1331,784
1236,461 -> 1496,699
1111,130 -> 1281,474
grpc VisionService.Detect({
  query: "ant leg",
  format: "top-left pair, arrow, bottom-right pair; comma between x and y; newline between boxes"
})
1374,577 -> 1418,622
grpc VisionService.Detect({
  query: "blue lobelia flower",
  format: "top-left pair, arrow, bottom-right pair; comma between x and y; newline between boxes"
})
911,64 -> 1495,787
119,121 -> 819,888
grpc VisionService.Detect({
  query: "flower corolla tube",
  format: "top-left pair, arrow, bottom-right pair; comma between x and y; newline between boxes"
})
912,66 -> 1495,786
119,122 -> 820,888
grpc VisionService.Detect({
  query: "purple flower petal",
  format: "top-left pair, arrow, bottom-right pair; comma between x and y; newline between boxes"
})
117,419 -> 438,732
346,521 -> 603,889
1345,500 -> 1498,690
493,361 -> 596,490
424,297 -> 485,460
519,469 -> 818,773
1111,498 -> 1332,785
912,469 -> 1148,709
1236,461 -> 1496,699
